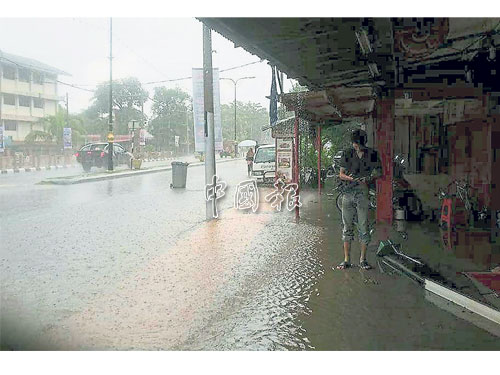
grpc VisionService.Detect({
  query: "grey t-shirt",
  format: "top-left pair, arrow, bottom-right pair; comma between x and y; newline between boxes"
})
339,147 -> 382,191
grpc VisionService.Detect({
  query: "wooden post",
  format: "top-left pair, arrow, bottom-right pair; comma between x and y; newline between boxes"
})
294,114 -> 300,221
376,98 -> 394,224
274,136 -> 278,183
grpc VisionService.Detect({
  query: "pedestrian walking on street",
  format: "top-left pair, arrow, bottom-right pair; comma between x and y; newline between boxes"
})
246,148 -> 254,177
336,129 -> 382,270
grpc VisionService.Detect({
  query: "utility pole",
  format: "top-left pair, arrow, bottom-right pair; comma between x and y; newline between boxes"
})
203,25 -> 216,220
107,17 -> 114,171
186,110 -> 190,155
65,93 -> 69,165
220,76 -> 255,155
66,93 -> 69,127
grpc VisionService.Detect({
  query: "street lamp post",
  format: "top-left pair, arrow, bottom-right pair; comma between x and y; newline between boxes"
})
220,76 -> 255,156
107,17 -> 114,171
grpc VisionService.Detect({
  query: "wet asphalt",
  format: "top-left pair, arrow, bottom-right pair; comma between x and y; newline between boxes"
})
1,159 -> 499,350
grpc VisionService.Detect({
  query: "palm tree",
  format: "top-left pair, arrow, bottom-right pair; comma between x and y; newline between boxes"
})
25,108 -> 86,147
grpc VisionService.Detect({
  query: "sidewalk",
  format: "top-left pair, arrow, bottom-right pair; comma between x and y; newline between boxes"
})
0,154 -> 202,175
297,190 -> 500,349
40,155 -> 241,185
40,186 -> 500,350
1,164 -> 79,174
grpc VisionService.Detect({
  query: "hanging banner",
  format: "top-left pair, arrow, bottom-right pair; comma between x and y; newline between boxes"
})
276,138 -> 293,184
0,124 -> 4,153
63,128 -> 72,149
192,68 -> 223,152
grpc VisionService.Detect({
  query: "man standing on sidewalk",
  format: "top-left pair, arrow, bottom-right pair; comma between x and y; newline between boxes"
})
336,129 -> 382,270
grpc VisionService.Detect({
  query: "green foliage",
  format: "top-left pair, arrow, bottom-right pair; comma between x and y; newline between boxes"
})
149,86 -> 192,150
25,107 -> 87,147
86,77 -> 148,135
221,101 -> 268,143
301,121 -> 362,170
92,77 -> 149,112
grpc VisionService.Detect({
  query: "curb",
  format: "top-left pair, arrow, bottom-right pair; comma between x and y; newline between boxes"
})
40,158 -> 242,185
1,165 -> 79,174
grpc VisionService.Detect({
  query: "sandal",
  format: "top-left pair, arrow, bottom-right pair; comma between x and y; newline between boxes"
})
336,261 -> 351,270
359,260 -> 372,270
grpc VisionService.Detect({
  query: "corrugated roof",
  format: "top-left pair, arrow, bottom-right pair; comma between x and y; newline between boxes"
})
0,50 -> 69,76
200,18 -> 499,90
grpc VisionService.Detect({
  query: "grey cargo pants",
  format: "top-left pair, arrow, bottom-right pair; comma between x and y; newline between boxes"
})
341,186 -> 371,245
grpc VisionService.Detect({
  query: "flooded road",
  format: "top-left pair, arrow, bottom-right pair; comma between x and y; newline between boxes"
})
1,159 -> 323,350
1,159 -> 499,350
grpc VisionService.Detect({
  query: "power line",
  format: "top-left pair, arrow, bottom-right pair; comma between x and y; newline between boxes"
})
142,59 -> 265,85
71,18 -> 266,86
73,18 -> 170,81
1,39 -> 266,95
56,80 -> 95,93
220,60 -> 264,73
44,59 -> 266,92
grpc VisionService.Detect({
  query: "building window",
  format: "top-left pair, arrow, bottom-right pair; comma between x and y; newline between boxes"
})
18,68 -> 30,82
3,94 -> 15,106
2,64 -> 16,80
4,120 -> 17,131
19,95 -> 31,107
33,97 -> 44,109
32,71 -> 44,85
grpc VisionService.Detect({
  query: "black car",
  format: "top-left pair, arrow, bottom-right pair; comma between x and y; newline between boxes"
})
75,143 -> 132,172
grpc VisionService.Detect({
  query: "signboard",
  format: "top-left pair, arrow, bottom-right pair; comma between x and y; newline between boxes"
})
276,138 -> 293,184
139,129 -> 146,146
63,128 -> 72,149
128,120 -> 140,131
175,135 -> 180,147
0,124 -> 4,153
192,68 -> 223,152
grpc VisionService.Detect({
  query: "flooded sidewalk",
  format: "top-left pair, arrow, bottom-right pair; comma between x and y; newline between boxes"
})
298,190 -> 500,350
3,181 -> 499,350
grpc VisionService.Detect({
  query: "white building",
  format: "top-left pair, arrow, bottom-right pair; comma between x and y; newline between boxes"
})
0,50 -> 68,143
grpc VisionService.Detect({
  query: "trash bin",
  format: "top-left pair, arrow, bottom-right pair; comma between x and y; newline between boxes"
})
170,161 -> 189,188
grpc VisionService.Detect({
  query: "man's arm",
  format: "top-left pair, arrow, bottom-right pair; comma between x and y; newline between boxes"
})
339,167 -> 355,182
338,150 -> 355,182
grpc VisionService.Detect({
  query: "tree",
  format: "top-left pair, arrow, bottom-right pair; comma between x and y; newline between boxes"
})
221,101 -> 269,143
149,87 -> 192,151
87,77 -> 148,135
25,107 -> 86,147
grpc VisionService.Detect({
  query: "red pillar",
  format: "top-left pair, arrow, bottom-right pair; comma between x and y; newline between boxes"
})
375,98 -> 394,224
294,114 -> 300,221
317,124 -> 321,194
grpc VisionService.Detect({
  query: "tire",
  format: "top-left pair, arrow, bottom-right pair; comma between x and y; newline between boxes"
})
82,163 -> 91,172
336,193 -> 343,212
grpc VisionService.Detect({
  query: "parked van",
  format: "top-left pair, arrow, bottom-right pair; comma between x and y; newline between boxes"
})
252,144 -> 275,183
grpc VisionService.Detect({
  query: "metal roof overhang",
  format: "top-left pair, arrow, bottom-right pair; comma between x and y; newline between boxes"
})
198,18 -> 384,89
279,86 -> 376,125
199,18 -> 499,123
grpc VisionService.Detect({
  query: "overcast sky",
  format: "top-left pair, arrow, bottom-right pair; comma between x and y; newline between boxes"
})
0,17 -> 293,116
